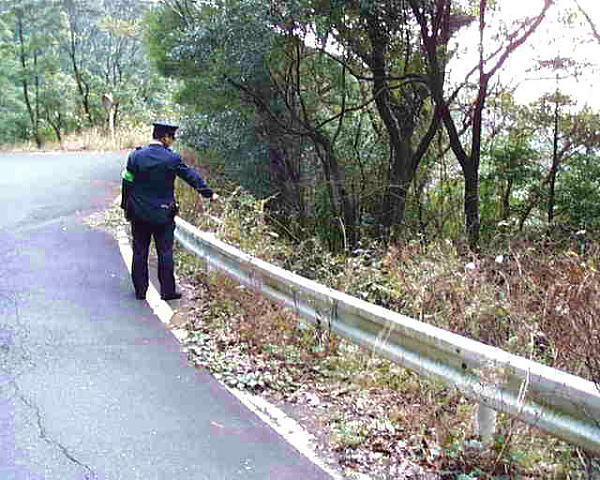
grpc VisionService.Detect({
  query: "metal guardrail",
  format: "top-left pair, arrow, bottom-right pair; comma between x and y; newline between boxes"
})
174,216 -> 600,454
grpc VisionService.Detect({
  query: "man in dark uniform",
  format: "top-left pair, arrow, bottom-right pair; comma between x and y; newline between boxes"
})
121,121 -> 218,300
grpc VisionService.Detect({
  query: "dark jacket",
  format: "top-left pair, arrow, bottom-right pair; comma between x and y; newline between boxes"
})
123,143 -> 213,225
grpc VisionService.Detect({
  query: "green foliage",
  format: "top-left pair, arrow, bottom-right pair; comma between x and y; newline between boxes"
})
146,0 -> 286,197
0,0 -> 174,145
481,134 -> 540,231
182,110 -> 273,197
3,0 -> 599,248
0,66 -> 28,141
556,152 -> 600,228
147,0 -> 420,249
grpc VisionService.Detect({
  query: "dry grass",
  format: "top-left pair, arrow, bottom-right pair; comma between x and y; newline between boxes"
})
0,127 -> 147,152
379,240 -> 600,383
175,251 -> 587,479
170,185 -> 597,478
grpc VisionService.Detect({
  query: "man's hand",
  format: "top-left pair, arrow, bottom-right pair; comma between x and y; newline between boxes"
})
210,192 -> 219,202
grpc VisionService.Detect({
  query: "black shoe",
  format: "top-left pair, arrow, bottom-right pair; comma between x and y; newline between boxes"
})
161,291 -> 182,301
135,293 -> 146,300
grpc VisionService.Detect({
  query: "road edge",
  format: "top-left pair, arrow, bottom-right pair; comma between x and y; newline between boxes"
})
113,200 -> 343,480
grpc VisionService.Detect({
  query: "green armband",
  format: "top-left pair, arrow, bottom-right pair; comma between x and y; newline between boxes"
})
122,169 -> 134,182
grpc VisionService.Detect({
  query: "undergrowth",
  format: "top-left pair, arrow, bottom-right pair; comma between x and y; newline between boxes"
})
79,145 -> 599,478
172,172 -> 597,478
174,251 -> 587,479
179,181 -> 600,382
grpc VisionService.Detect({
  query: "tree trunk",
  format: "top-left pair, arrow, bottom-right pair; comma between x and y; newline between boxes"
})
33,51 -> 42,149
267,146 -> 305,221
49,118 -> 63,147
68,23 -> 94,126
464,168 -> 481,249
384,142 -> 414,241
548,99 -> 560,224
17,14 -> 42,149
501,178 -> 513,221
312,132 -> 358,250
408,0 -> 551,250
366,11 -> 436,242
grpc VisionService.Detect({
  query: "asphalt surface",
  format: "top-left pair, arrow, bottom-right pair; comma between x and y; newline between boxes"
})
0,152 -> 330,479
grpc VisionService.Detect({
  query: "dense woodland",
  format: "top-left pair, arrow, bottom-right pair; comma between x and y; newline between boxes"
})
0,0 -> 172,147
134,0 -> 600,383
2,0 -> 599,252
144,0 -> 600,252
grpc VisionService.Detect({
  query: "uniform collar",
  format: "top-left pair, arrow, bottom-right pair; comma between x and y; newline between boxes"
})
149,140 -> 163,146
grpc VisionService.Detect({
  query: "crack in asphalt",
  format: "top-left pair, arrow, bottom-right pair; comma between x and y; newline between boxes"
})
0,292 -> 34,378
0,293 -> 98,480
14,381 -> 99,480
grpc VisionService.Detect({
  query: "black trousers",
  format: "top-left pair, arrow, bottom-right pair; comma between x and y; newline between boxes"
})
131,220 -> 176,297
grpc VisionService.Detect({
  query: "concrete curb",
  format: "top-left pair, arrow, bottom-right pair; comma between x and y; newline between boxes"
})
115,224 -> 176,327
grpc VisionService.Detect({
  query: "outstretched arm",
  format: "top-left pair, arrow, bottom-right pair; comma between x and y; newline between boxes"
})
175,157 -> 215,199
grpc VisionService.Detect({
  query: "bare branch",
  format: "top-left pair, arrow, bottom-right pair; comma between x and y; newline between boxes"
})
486,0 -> 554,80
315,47 -> 428,86
574,0 -> 600,44
315,89 -> 382,130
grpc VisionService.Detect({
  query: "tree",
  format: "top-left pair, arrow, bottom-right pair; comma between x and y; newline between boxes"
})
148,0 -> 443,246
148,0 -> 368,249
1,0 -> 64,147
145,0 -> 600,251
481,93 -> 540,228
516,101 -> 600,229
61,0 -> 99,126
61,0 -> 157,130
40,71 -> 77,144
407,0 -> 553,249
0,11 -> 28,141
0,0 -> 170,146
556,151 -> 600,229
316,0 -> 441,241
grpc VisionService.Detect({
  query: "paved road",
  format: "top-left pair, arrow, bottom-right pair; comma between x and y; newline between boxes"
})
0,152 -> 330,480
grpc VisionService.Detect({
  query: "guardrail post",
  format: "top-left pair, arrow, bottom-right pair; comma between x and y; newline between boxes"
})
475,403 -> 497,444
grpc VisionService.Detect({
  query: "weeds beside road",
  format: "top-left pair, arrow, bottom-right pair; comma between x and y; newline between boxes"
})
170,185 -> 595,479
89,173 -> 596,479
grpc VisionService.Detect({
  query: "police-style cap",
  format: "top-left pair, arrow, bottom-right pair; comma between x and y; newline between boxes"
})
152,121 -> 179,138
